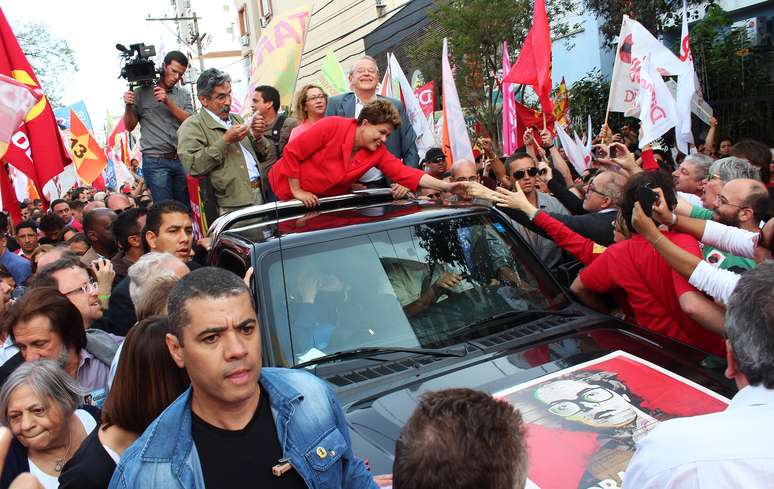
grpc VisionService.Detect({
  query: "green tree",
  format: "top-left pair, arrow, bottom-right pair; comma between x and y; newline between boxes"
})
583,0 -> 699,46
687,5 -> 774,141
406,0 -> 577,148
12,20 -> 78,108
566,69 -> 637,133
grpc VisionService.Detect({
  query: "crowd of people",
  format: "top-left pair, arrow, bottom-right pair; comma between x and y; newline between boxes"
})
0,48 -> 772,488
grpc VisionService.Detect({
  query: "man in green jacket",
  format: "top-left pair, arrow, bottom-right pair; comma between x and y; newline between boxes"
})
178,68 -> 272,215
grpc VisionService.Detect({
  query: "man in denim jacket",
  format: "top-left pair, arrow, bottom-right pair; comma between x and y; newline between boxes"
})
109,267 -> 377,489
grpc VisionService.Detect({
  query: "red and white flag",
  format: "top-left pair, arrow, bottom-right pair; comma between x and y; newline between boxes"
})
0,8 -> 76,203
607,16 -> 682,116
387,53 -> 436,159
0,73 -> 41,160
634,55 -> 678,148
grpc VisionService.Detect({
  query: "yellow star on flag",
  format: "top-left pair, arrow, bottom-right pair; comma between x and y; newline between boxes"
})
69,110 -> 107,184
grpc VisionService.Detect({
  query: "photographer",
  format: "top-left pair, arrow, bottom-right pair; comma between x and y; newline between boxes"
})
122,51 -> 193,207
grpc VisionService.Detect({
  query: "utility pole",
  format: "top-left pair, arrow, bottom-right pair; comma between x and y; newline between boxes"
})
146,12 -> 206,72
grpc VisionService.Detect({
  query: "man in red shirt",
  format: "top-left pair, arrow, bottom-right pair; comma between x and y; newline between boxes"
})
570,172 -> 726,356
269,100 -> 464,207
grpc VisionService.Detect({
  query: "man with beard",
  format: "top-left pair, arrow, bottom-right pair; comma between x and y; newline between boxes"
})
702,178 -> 769,272
178,68 -> 272,215
3,288 -> 120,405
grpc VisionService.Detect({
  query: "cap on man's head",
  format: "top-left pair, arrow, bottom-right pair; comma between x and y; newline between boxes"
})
423,148 -> 446,164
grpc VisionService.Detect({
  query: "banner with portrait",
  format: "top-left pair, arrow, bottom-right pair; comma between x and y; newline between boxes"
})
495,351 -> 729,489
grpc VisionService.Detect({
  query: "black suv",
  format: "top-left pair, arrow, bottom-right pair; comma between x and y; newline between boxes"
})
208,190 -> 734,484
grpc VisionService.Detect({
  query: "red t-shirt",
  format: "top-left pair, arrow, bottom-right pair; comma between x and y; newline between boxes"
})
579,233 -> 724,356
269,116 -> 424,200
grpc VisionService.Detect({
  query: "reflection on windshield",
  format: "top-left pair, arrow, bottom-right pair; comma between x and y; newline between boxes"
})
265,214 -> 567,366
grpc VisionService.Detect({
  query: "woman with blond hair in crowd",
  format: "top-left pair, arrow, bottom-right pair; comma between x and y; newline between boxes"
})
289,84 -> 328,142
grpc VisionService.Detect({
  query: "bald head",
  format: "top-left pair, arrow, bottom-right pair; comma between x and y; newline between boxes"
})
714,179 -> 770,229
450,160 -> 478,182
106,193 -> 132,213
83,200 -> 106,214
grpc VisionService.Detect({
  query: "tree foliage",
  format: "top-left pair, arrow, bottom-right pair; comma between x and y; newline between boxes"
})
406,0 -> 577,148
687,5 -> 774,142
583,0 -> 699,46
13,21 -> 78,108
565,69 -> 636,132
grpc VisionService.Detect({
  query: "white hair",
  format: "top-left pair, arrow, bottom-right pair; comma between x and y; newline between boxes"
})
348,55 -> 379,77
128,252 -> 184,304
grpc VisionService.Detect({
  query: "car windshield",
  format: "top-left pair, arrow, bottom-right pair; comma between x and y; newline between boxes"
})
263,212 -> 568,366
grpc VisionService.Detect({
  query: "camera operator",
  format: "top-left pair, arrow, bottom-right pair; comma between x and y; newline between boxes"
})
122,51 -> 193,207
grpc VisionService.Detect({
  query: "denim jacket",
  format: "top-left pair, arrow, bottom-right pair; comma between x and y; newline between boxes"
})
108,368 -> 377,489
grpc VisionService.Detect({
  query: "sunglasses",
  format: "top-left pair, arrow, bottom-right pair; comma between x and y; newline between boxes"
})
512,167 -> 539,180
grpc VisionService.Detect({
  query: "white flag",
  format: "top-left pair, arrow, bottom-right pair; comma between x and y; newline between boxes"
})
675,0 -> 696,154
608,16 -> 683,116
556,123 -> 587,175
442,38 -> 475,166
388,54 -> 436,160
635,55 -> 678,148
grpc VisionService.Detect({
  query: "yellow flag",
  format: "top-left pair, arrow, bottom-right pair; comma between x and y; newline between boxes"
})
243,2 -> 314,112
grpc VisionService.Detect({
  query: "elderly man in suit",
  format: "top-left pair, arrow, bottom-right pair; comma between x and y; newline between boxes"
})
325,55 -> 419,190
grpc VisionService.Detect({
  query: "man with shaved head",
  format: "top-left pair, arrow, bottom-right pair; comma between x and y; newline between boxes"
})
702,179 -> 769,272
105,193 -> 134,214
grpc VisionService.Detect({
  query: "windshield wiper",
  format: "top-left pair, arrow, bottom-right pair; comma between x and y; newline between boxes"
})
293,346 -> 467,369
447,309 -> 580,341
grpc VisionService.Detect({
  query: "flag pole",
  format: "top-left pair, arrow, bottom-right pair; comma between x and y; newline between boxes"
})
542,111 -> 547,131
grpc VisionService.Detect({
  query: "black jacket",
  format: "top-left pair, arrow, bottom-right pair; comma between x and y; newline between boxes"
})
550,210 -> 618,246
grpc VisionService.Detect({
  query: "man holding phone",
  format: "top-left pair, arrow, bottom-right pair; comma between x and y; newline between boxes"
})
570,171 -> 727,355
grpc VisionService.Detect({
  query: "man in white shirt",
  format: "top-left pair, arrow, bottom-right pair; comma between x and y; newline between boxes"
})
623,261 -> 774,488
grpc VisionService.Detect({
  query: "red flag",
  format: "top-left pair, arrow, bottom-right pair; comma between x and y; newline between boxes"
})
515,101 -> 554,149
0,163 -> 21,224
414,81 -> 434,118
0,8 -> 74,203
503,0 -> 553,115
106,118 -> 130,164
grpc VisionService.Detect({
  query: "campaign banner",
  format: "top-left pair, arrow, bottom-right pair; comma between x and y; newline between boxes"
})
69,109 -> 108,184
496,350 -> 729,489
243,1 -> 313,111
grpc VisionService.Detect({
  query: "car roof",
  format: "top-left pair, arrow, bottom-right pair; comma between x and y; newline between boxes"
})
210,190 -> 498,244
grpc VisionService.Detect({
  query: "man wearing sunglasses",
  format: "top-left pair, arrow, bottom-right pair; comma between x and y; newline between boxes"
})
506,153 -> 569,269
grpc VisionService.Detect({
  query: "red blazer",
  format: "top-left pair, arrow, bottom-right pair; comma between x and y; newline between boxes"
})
269,117 -> 424,200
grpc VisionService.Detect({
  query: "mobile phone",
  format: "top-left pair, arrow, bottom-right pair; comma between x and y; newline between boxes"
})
609,145 -> 618,158
636,185 -> 657,217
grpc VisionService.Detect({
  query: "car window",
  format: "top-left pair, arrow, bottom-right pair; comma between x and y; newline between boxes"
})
263,213 -> 568,366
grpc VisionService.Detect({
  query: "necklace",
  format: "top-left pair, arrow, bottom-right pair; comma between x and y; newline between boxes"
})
53,427 -> 72,472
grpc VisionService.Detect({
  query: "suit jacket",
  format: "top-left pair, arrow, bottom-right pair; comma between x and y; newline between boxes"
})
550,210 -> 617,247
325,93 -> 419,168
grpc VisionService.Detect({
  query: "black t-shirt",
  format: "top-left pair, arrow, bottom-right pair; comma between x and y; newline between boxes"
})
58,428 -> 116,489
191,386 -> 307,489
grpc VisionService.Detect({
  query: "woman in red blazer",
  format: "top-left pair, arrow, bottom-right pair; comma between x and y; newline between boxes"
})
269,99 -> 464,207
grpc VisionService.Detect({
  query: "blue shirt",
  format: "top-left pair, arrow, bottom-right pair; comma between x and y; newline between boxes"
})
0,248 -> 31,285
109,367 -> 377,489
